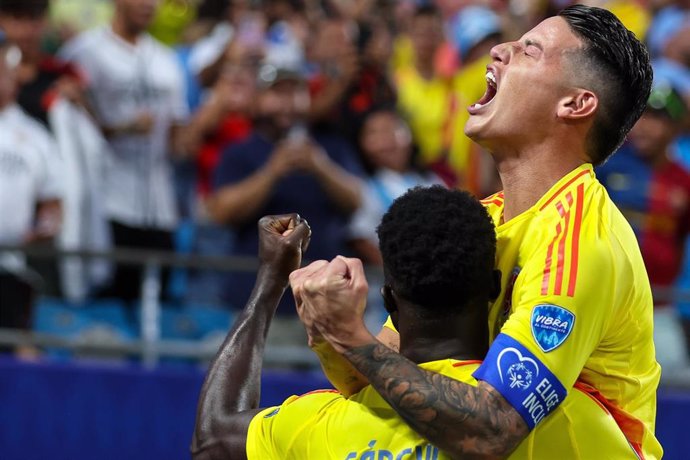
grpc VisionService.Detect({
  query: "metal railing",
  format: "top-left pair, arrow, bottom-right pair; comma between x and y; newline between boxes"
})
0,244 -> 326,367
2,244 -> 690,385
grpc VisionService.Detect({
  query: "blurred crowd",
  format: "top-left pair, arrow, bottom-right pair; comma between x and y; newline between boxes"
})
0,0 -> 689,366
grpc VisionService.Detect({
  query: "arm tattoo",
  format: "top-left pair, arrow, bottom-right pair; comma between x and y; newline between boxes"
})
344,343 -> 529,459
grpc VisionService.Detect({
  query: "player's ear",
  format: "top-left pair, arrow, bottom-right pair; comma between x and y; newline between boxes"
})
382,285 -> 400,330
490,270 -> 502,301
381,285 -> 398,314
557,89 -> 598,121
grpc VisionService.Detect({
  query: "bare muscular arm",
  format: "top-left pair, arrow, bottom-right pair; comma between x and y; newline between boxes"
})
191,215 -> 311,460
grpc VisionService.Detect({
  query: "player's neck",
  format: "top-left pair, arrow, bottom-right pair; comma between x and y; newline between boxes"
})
495,147 -> 586,222
398,310 -> 488,364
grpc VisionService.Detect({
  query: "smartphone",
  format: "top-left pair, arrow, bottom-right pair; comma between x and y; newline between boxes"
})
237,13 -> 265,50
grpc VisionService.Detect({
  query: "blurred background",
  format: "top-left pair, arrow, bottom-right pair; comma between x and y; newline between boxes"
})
0,0 -> 688,458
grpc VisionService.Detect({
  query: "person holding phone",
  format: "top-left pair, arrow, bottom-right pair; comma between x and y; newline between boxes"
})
209,59 -> 364,340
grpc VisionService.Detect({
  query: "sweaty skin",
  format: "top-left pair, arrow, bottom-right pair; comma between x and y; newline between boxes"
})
192,214 -> 311,460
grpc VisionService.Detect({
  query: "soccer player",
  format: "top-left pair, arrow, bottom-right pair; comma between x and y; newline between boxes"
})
293,5 -> 663,459
192,188 -> 638,459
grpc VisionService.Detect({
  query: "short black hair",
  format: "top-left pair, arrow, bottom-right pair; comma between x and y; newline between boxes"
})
377,186 -> 496,315
0,0 -> 49,17
558,5 -> 652,165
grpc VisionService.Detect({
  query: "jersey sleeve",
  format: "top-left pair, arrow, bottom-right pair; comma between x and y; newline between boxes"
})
246,391 -> 341,460
474,236 -> 618,430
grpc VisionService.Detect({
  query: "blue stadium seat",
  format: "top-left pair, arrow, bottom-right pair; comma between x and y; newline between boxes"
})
33,298 -> 137,341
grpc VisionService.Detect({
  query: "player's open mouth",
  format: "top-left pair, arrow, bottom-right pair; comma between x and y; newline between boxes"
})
468,69 -> 498,114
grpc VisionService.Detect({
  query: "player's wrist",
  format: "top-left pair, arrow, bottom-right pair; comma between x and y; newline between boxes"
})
326,324 -> 376,354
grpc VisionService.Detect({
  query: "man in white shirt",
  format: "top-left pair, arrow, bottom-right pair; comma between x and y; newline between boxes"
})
59,0 -> 189,301
0,31 -> 63,338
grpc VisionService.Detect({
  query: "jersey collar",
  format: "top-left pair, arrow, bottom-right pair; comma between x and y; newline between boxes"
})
533,163 -> 594,213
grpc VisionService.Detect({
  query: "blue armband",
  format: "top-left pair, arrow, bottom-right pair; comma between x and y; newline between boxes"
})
473,333 -> 566,430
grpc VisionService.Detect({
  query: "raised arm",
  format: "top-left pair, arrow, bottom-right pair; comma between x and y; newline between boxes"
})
293,257 -> 529,458
191,214 -> 311,460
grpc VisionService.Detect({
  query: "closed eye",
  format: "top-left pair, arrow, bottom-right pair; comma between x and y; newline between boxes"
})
523,39 -> 543,56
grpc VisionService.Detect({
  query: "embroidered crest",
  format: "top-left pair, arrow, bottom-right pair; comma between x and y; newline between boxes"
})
530,304 -> 575,352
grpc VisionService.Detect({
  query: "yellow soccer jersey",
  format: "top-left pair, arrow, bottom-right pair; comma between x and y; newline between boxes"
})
448,55 -> 492,191
394,67 -> 452,165
246,360 -> 639,459
473,164 -> 662,459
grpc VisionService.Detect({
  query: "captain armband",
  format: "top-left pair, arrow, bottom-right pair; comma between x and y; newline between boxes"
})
473,334 -> 567,430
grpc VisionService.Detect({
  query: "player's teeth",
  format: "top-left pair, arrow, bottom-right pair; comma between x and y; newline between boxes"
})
485,71 -> 496,87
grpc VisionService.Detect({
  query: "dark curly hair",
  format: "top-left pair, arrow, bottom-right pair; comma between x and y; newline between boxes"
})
376,186 -> 496,315
558,5 -> 653,165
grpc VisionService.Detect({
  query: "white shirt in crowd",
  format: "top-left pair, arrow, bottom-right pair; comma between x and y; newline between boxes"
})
0,104 -> 63,271
349,169 -> 441,245
188,22 -> 234,77
59,26 -> 189,230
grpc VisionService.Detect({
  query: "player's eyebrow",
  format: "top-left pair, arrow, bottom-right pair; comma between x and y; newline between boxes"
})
524,38 -> 543,51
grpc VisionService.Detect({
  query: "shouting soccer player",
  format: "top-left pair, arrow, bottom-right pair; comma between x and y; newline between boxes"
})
294,5 -> 662,459
192,187 -> 638,459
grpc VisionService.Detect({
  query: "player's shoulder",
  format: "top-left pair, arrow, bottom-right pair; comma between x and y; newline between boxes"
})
480,191 -> 504,226
536,165 -> 592,224
537,165 -> 632,246
261,389 -> 342,424
528,166 -> 639,292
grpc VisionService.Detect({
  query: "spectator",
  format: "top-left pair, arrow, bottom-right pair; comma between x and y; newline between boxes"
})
0,0 -> 85,297
597,80 -> 690,372
210,61 -> 363,322
307,14 -> 396,141
394,5 -> 455,185
0,31 -> 63,354
186,48 -> 256,205
349,107 -> 441,266
654,20 -> 690,362
189,0 -> 308,128
646,0 -> 688,59
348,107 -> 441,331
448,5 -> 502,196
658,22 -> 690,99
0,0 -> 84,128
262,0 -> 309,72
59,0 -> 189,302
181,43 -> 257,304
189,1 -> 261,90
